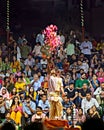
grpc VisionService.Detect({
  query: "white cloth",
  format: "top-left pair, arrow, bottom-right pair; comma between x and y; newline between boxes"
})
17,46 -> 21,61
24,58 -> 35,67
36,34 -> 44,45
48,76 -> 56,93
32,45 -> 42,56
79,62 -> 89,73
94,87 -> 102,95
40,59 -> 47,65
81,98 -> 99,114
94,87 -> 104,98
80,41 -> 92,55
60,35 -> 65,44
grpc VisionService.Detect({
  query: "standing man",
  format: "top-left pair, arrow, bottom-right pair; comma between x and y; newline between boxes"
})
66,39 -> 75,61
48,69 -> 64,119
36,30 -> 44,45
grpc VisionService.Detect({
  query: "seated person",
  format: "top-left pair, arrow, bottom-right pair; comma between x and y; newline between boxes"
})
75,108 -> 86,126
1,111 -> 16,125
15,76 -> 26,93
0,87 -> 10,100
64,83 -> 78,106
62,95 -> 74,111
86,106 -> 100,119
31,106 -> 46,122
0,95 -> 9,119
38,94 -> 50,114
94,82 -> 104,105
79,83 -> 91,99
10,96 -> 23,126
78,83 -> 91,106
63,107 -> 73,125
22,96 -> 36,127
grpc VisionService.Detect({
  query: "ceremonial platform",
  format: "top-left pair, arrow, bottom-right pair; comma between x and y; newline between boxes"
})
44,119 -> 81,130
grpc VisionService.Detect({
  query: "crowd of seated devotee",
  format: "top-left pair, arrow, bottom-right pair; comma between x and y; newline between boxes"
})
0,29 -> 104,130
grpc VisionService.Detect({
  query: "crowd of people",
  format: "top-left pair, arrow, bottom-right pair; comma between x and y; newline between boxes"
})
0,29 -> 104,129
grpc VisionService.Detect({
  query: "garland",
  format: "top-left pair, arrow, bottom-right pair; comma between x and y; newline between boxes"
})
43,24 -> 62,51
41,24 -> 62,58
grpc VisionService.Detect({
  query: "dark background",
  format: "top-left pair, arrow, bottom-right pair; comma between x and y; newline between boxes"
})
0,0 -> 104,41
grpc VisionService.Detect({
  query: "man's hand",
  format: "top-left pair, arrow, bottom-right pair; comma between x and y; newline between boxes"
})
70,98 -> 73,101
24,113 -> 28,118
27,103 -> 30,107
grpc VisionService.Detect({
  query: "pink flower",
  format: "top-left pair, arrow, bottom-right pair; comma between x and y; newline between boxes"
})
43,24 -> 62,52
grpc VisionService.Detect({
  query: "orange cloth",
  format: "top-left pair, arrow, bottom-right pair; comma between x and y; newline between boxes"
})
49,99 -> 63,119
65,128 -> 81,130
42,81 -> 48,89
44,119 -> 69,128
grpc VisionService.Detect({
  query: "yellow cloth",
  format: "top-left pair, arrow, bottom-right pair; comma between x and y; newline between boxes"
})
26,91 -> 37,101
49,92 -> 63,119
96,42 -> 104,50
10,104 -> 22,125
11,61 -> 21,72
55,77 -> 63,92
10,111 -> 22,125
15,82 -> 26,93
48,76 -> 63,120
74,126 -> 81,130
49,92 -> 60,102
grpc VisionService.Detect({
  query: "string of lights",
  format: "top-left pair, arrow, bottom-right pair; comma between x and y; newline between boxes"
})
6,0 -> 10,43
7,0 -> 10,31
80,0 -> 84,27
80,0 -> 85,41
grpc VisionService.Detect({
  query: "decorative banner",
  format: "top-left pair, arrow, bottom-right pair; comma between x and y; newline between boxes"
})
41,24 -> 62,58
7,0 -> 10,30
